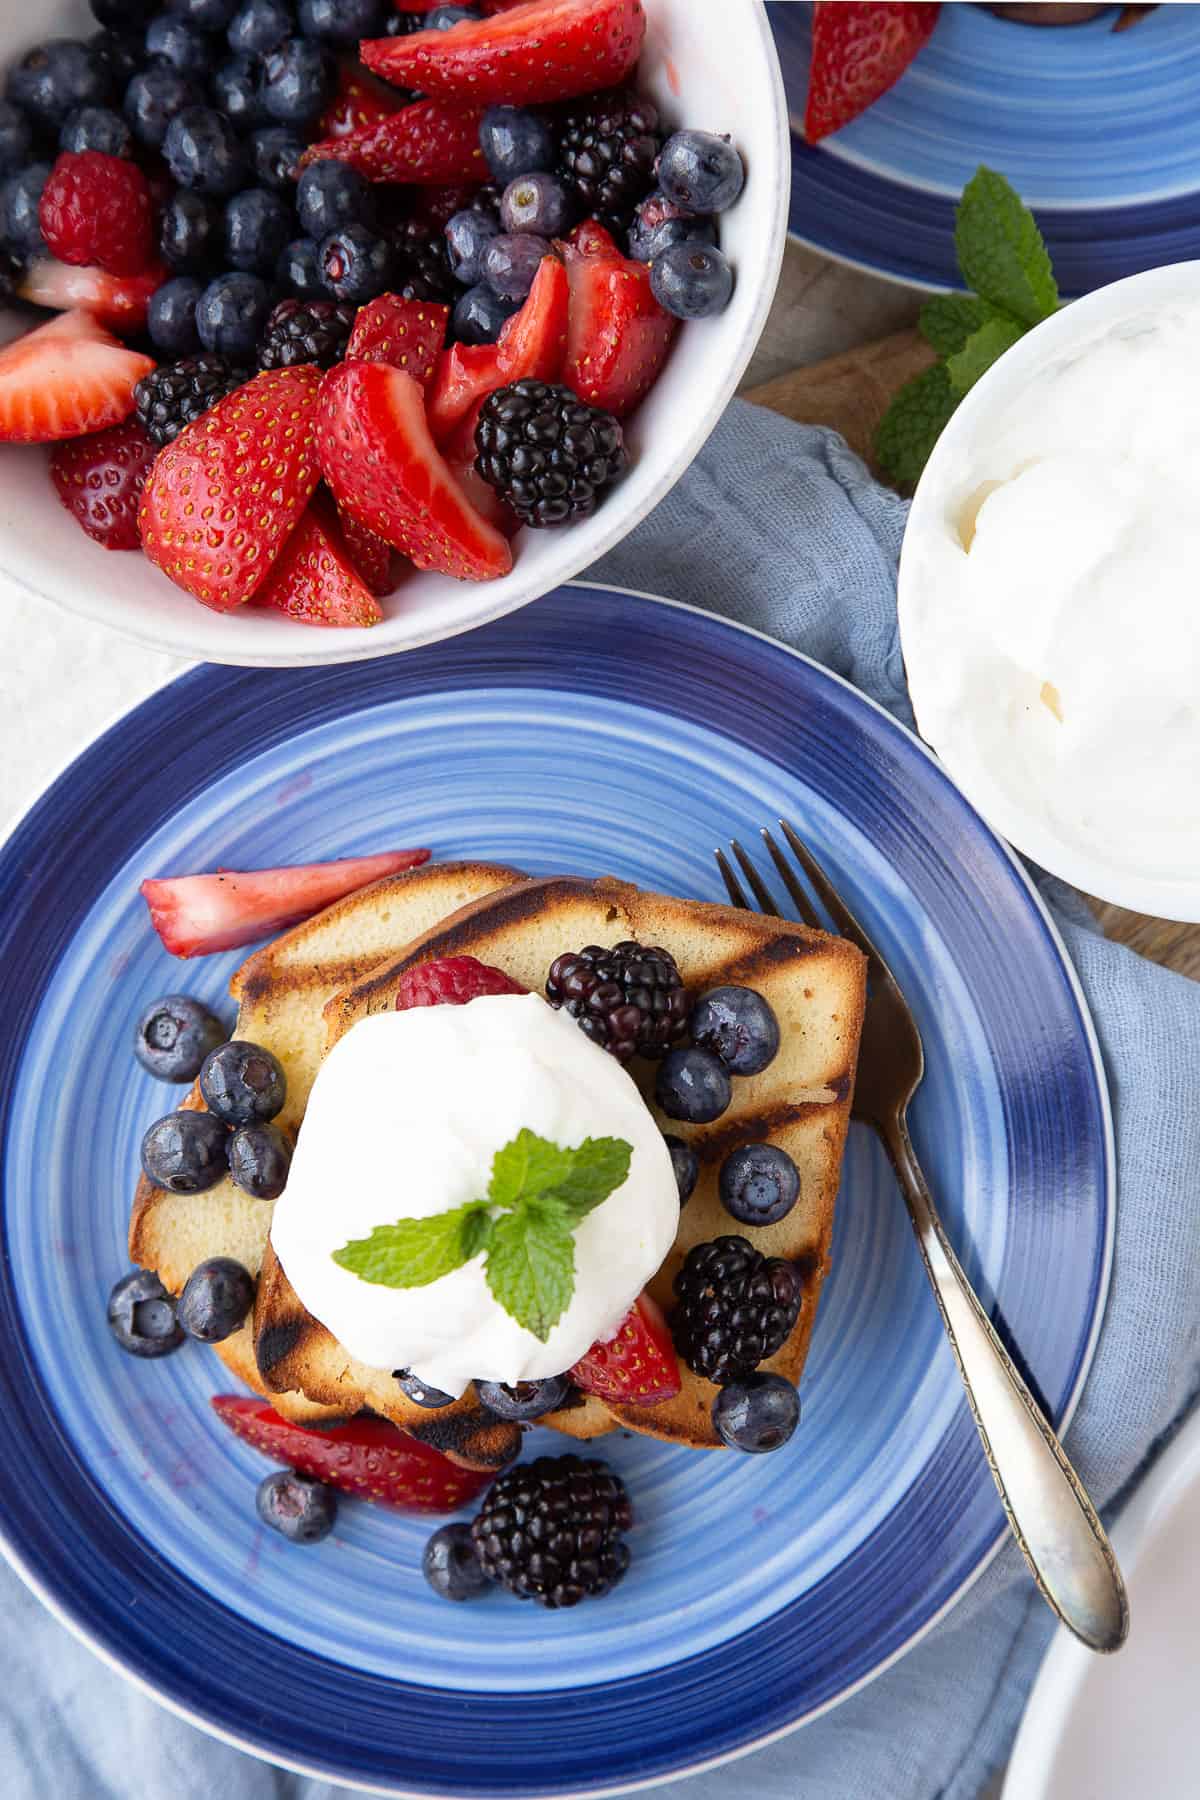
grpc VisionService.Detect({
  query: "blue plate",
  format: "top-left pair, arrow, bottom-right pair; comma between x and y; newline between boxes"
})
0,587 -> 1112,1798
770,1 -> 1200,295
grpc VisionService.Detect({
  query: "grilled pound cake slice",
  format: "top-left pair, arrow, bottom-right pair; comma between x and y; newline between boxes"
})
255,875 -> 866,1450
129,859 -> 526,1463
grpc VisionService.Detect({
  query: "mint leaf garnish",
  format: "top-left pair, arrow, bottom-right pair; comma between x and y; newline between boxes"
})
545,1137 -> 632,1225
488,1128 -> 579,1211
485,1205 -> 576,1343
919,293 -> 1006,356
945,314 -> 1026,397
954,165 -> 1058,328
333,1202 -> 492,1288
875,362 -> 960,491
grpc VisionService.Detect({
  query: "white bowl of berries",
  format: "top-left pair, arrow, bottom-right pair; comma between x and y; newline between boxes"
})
0,0 -> 788,665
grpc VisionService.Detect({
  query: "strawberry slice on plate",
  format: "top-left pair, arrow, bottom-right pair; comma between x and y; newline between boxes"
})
318,360 -> 513,581
362,0 -> 646,106
346,293 -> 450,384
49,417 -> 156,550
212,1396 -> 490,1514
337,505 -> 395,595
140,848 -> 431,957
427,251 -> 567,444
253,497 -> 384,628
300,97 -> 487,183
561,231 -> 678,418
18,257 -> 166,333
570,1293 -> 681,1406
0,309 -> 154,444
804,1 -> 940,143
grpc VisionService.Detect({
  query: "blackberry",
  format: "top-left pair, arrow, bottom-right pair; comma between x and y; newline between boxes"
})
545,935 -> 686,1061
134,352 -> 249,447
470,1455 -> 632,1608
390,214 -> 457,303
474,379 -> 626,532
557,88 -> 662,237
672,1236 -> 802,1387
257,297 -> 356,370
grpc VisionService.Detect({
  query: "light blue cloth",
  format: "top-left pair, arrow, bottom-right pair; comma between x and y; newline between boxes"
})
5,402 -> 1200,1800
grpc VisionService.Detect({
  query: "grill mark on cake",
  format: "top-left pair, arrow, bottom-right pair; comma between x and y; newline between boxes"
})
405,1406 -> 522,1470
692,1089 -> 849,1161
255,1318 -> 304,1381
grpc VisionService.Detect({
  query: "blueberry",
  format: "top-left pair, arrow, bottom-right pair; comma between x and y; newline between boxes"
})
227,1120 -> 292,1199
140,1109 -> 230,1193
318,222 -> 391,302
160,187 -> 221,269
690,985 -> 780,1076
296,160 -> 373,239
124,65 -> 202,150
482,231 -> 545,300
6,40 -> 114,133
211,56 -> 267,133
427,4 -> 480,26
627,189 -> 715,265
166,0 -> 240,27
91,0 -> 158,25
259,38 -> 335,126
475,1376 -> 570,1422
0,104 -> 33,178
88,29 -> 144,93
256,1468 -> 337,1543
663,1134 -> 699,1204
107,1267 -> 185,1359
252,125 -> 305,190
297,0 -> 384,42
499,173 -> 570,239
134,993 -> 227,1080
657,129 -> 744,215
712,1373 -> 800,1454
199,1038 -> 286,1125
224,186 -> 293,273
423,1523 -> 489,1601
228,0 -> 294,58
649,241 -> 733,320
655,1047 -> 732,1124
718,1143 -> 799,1228
164,105 -> 246,193
147,275 -> 204,353
177,1255 -> 255,1342
146,14 -> 215,80
394,1368 -> 455,1409
444,205 -> 499,285
60,103 -> 133,157
276,234 -> 324,298
479,105 -> 553,184
0,162 -> 50,256
449,280 -> 517,344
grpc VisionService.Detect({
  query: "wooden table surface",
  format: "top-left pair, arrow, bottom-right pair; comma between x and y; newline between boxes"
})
739,241 -> 1200,983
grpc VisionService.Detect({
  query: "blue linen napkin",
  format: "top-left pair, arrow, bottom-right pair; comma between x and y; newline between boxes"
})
4,401 -> 1199,1800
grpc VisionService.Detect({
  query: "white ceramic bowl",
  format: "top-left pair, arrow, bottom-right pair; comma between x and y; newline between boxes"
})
0,0 -> 789,666
898,261 -> 1200,922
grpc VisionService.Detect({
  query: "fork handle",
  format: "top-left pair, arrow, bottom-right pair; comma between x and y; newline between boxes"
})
884,1112 -> 1129,1653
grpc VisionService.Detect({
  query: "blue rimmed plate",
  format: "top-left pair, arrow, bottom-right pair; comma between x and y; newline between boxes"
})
770,1 -> 1200,295
0,586 -> 1112,1798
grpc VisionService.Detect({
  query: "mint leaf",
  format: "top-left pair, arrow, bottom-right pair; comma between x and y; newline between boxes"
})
875,362 -> 960,491
954,166 -> 1058,328
945,314 -> 1025,397
547,1137 -> 632,1225
333,1202 -> 491,1288
485,1205 -> 575,1342
487,1128 -> 576,1211
919,293 -> 1007,356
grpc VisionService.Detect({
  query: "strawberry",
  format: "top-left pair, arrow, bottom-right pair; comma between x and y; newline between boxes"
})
427,251 -> 567,444
395,954 -> 527,1009
211,1395 -> 490,1514
570,1293 -> 681,1406
804,2 -> 940,143
140,848 -> 432,957
447,452 -> 519,538
362,0 -> 646,106
0,310 -> 154,444
346,293 -> 450,385
138,366 -> 322,613
49,418 -> 156,550
18,257 -> 166,333
563,218 -> 622,261
337,505 -> 395,594
300,97 -> 487,183
317,62 -> 403,140
39,151 -> 155,277
253,498 -> 383,629
561,240 -> 677,418
318,361 -> 513,581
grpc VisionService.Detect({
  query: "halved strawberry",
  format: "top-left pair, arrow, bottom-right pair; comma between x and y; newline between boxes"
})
253,498 -> 383,629
139,366 -> 322,613
300,97 -> 487,183
18,256 -> 166,333
317,61 -> 403,140
346,293 -> 449,385
212,1395 -> 490,1514
338,505 -> 395,594
447,452 -> 519,538
49,417 -> 155,550
362,0 -> 646,105
318,361 -> 513,581
562,243 -> 677,418
0,310 -> 153,444
570,1293 -> 681,1407
804,2 -> 940,143
563,218 -> 622,262
427,251 -> 568,444
141,848 -> 431,957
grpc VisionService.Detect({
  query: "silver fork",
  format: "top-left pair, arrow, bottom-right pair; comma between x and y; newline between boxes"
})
716,820 -> 1128,1653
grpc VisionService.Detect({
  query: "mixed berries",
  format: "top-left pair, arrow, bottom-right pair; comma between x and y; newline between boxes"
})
140,1033 -> 291,1196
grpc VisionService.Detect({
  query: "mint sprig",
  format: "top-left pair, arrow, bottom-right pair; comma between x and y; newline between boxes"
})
331,1129 -> 633,1343
876,167 -> 1059,491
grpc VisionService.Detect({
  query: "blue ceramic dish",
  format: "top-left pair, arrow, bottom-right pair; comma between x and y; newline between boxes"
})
0,587 -> 1112,1797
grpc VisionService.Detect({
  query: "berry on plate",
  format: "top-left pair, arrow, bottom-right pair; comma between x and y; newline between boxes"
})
718,1142 -> 800,1228
256,1469 -> 337,1543
545,938 -> 687,1060
361,0 -> 646,106
259,37 -> 337,127
124,65 -> 202,152
482,231 -> 547,302
804,1 -> 940,144
107,1267 -> 185,1359
177,1256 -> 256,1343
212,1393 -> 493,1512
39,150 -> 154,276
0,309 -> 154,445
140,1108 -> 230,1194
626,189 -> 715,265
199,1038 -> 286,1127
649,241 -> 733,320
345,292 -> 451,383
227,1120 -> 292,1199
163,104 -> 247,196
427,248 -> 567,441
147,277 -> 204,357
394,954 -> 527,1008
712,1371 -> 800,1453
253,497 -> 385,627
479,105 -> 554,185
558,88 -> 660,235
656,130 -> 745,215
663,1133 -> 699,1204
7,39 -> 113,134
133,993 -> 228,1083
560,225 -> 678,417
449,280 -> 518,346
138,364 -> 323,610
500,172 -> 571,238
470,1454 -> 632,1607
474,376 -> 624,527
134,352 -> 250,448
317,221 -> 394,303
569,1292 -> 681,1406
690,985 -> 780,1075
423,1523 -> 490,1602
49,418 -> 156,550
17,257 -> 165,332
140,848 -> 431,957
654,1045 -> 731,1123
257,298 -> 357,372
672,1237 -> 802,1386
301,95 -> 487,183
475,1376 -> 570,1421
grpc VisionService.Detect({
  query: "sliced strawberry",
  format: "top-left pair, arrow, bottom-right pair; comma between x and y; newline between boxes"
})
395,954 -> 527,1008
141,849 -> 431,957
300,97 -> 487,183
253,499 -> 383,629
49,418 -> 156,550
570,1293 -> 681,1407
563,218 -> 622,262
447,452 -> 519,538
427,251 -> 567,444
318,62 -> 404,140
212,1395 -> 490,1514
18,256 -> 166,333
0,310 -> 153,444
139,366 -> 322,613
346,293 -> 449,385
318,361 -> 513,581
562,247 -> 677,418
804,2 -> 940,143
362,0 -> 646,106
337,505 -> 395,595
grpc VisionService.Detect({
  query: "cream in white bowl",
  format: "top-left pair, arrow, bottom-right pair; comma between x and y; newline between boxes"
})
0,0 -> 790,668
899,261 -> 1200,921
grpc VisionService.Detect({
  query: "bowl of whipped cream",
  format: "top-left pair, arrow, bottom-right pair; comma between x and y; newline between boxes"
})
898,260 -> 1200,921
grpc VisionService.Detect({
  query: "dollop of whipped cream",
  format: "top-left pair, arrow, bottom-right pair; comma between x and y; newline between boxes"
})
900,298 -> 1200,886
269,993 -> 678,1397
